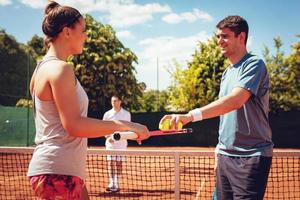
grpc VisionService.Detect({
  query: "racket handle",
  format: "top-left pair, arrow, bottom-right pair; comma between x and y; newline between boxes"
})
112,131 -> 138,141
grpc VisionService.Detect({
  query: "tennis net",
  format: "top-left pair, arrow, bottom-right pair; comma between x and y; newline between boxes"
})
0,147 -> 299,200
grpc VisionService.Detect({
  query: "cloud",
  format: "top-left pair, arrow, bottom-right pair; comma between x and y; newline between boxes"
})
116,30 -> 134,39
19,0 -> 105,11
136,31 -> 210,89
18,0 -> 171,27
139,31 -> 209,62
161,13 -> 182,24
0,0 -> 12,6
19,0 -> 47,9
103,2 -> 171,27
162,8 -> 213,24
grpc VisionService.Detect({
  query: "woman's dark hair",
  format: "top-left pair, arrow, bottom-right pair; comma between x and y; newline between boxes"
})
216,15 -> 249,45
42,1 -> 82,48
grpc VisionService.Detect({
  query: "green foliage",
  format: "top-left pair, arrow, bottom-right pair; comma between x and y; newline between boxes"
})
263,36 -> 300,112
0,29 -> 35,106
132,89 -> 169,112
287,35 -> 300,93
70,15 -> 144,112
168,36 -> 228,111
16,99 -> 33,108
27,34 -> 46,60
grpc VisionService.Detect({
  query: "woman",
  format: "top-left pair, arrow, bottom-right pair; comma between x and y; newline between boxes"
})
27,1 -> 149,199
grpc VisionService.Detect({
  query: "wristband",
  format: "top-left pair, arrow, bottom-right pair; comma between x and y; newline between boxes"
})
188,108 -> 203,122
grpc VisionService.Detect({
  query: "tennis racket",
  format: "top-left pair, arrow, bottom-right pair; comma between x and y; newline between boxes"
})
112,128 -> 193,141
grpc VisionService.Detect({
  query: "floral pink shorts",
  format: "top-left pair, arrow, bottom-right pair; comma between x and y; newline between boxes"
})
29,174 -> 84,200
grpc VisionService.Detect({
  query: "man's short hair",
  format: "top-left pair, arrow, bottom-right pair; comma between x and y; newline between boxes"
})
111,95 -> 121,101
216,15 -> 249,45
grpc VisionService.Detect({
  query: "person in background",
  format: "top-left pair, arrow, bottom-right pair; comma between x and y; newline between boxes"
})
27,1 -> 149,199
160,15 -> 273,200
103,95 -> 131,192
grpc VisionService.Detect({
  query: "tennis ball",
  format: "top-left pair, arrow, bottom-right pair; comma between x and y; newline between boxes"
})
170,120 -> 183,130
178,121 -> 183,129
159,119 -> 170,130
169,122 -> 183,130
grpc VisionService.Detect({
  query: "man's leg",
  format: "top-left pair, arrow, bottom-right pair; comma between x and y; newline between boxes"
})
216,154 -> 234,199
106,159 -> 115,191
114,160 -> 123,191
231,156 -> 272,200
217,155 -> 272,200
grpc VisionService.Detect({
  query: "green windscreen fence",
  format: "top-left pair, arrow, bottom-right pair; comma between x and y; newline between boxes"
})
0,106 -> 35,146
0,44 -> 36,146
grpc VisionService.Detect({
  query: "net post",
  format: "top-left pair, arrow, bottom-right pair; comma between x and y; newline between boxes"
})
174,152 -> 180,200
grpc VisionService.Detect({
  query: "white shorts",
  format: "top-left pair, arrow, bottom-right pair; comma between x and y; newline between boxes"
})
105,137 -> 127,161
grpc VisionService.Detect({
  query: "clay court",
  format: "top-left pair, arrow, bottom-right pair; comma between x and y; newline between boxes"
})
0,147 -> 299,200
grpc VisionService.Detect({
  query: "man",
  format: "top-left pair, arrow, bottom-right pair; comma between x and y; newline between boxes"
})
160,15 -> 273,200
103,95 -> 131,192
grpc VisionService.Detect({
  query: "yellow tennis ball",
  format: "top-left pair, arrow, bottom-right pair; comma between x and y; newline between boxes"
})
159,119 -> 170,130
170,121 -> 183,130
178,121 -> 183,129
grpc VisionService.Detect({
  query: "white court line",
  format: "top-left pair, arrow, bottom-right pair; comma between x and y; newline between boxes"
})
195,175 -> 207,200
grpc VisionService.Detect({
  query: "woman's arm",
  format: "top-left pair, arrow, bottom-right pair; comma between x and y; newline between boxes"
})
49,62 -> 149,139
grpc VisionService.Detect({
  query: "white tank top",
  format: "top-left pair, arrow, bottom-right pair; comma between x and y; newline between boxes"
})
27,57 -> 89,180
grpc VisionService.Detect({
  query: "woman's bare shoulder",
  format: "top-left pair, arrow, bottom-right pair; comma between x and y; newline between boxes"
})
46,60 -> 75,83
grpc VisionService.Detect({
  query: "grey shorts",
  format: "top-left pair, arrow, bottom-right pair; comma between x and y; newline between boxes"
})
216,154 -> 272,200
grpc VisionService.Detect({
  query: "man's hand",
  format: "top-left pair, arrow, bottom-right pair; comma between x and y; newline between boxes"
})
159,113 -> 193,130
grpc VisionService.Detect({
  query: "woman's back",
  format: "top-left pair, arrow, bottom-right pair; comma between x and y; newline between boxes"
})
28,57 -> 89,180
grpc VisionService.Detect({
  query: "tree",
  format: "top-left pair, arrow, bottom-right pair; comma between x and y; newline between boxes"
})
27,34 -> 46,60
0,29 -> 35,106
263,37 -> 300,112
132,89 -> 169,112
70,15 -> 144,113
12,35 -> 46,108
168,36 -> 228,111
287,35 -> 300,103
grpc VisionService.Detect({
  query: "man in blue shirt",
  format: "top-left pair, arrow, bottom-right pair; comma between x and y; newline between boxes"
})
160,15 -> 273,200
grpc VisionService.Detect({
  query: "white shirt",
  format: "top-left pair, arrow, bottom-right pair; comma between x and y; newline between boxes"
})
103,108 -> 131,149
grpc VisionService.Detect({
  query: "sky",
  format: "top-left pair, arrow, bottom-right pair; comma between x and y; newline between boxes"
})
0,0 -> 299,90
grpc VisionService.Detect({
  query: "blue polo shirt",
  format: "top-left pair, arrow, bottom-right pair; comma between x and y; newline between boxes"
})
217,53 -> 273,157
